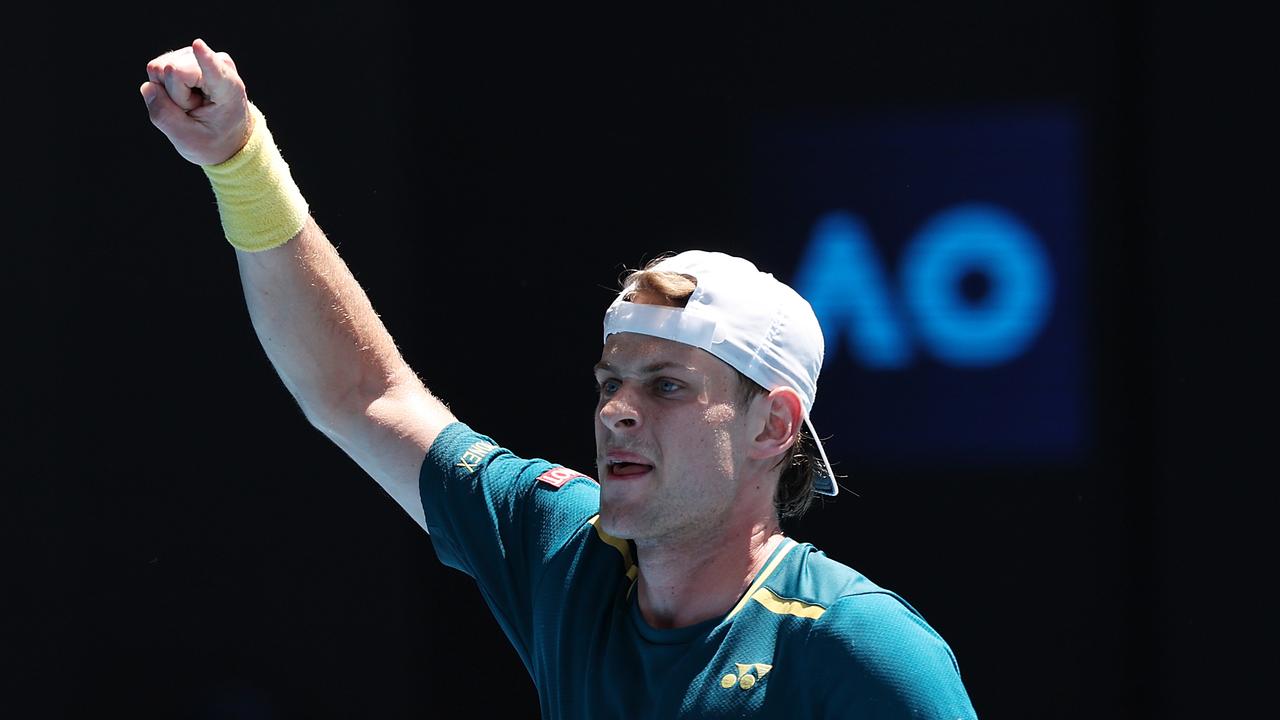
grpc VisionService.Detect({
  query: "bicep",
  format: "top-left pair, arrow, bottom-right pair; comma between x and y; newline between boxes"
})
317,373 -> 456,532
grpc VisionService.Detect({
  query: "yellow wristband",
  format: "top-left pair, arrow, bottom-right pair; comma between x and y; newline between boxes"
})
202,103 -> 310,252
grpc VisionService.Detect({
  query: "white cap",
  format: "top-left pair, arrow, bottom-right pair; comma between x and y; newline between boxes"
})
602,250 -> 838,496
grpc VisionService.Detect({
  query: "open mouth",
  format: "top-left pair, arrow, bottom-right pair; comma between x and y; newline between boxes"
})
606,461 -> 655,479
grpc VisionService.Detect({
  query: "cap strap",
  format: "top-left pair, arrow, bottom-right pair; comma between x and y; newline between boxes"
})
603,302 -> 718,348
804,415 -> 839,497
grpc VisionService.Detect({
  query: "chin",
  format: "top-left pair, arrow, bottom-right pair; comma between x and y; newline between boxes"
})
598,501 -> 651,541
596,500 -> 628,537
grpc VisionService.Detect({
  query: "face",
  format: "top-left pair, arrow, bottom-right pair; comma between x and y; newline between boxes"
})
593,331 -> 759,543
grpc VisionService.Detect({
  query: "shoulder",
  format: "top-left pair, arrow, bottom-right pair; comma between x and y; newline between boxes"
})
419,421 -> 601,562
778,543 -> 891,602
780,546 -> 954,670
811,593 -> 957,672
780,546 -> 975,717
424,421 -> 599,500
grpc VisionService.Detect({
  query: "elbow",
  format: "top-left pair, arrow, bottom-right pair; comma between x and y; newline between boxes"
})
297,396 -> 341,437
302,363 -> 425,440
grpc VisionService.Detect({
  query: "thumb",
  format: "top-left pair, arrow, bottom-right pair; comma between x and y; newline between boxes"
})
140,81 -> 188,132
139,80 -> 160,106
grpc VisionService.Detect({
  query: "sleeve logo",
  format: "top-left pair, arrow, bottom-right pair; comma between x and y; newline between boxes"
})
457,441 -> 497,473
536,467 -> 595,489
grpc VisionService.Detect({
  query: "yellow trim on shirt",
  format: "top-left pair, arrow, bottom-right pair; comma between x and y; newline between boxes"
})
587,515 -> 638,581
726,538 -> 798,620
750,586 -> 827,619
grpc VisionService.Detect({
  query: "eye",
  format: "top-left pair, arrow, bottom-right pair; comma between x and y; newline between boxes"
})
596,378 -> 621,396
656,378 -> 682,394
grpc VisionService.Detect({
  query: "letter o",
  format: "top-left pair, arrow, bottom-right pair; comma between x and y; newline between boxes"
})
900,204 -> 1054,366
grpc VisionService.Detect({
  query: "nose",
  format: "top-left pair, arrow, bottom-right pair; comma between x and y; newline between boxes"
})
598,384 -> 640,430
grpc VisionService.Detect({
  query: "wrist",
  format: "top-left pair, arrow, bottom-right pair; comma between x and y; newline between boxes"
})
202,103 -> 309,252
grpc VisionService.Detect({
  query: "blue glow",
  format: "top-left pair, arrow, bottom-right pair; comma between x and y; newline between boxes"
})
752,107 -> 1082,463
793,211 -> 913,369
900,203 -> 1053,366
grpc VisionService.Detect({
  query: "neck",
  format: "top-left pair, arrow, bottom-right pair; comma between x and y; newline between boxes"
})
633,520 -> 785,629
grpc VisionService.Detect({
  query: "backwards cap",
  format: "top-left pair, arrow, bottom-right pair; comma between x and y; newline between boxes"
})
602,250 -> 838,496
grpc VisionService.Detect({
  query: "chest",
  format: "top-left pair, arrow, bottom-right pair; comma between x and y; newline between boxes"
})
533,569 -> 815,719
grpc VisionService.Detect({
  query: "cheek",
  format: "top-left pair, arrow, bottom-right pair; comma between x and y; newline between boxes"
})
700,403 -> 741,471
702,403 -> 735,425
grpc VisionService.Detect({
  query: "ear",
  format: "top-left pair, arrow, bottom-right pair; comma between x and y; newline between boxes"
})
746,388 -> 804,462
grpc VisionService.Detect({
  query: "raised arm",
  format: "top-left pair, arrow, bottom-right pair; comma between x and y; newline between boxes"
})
141,39 -> 454,529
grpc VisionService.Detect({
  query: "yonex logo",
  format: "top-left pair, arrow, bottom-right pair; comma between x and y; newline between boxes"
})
719,662 -> 772,691
456,441 -> 497,473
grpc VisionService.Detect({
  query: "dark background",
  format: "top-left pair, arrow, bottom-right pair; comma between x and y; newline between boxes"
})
2,2 -> 1267,718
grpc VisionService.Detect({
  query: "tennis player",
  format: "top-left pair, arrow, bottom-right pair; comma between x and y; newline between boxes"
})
142,38 -> 978,719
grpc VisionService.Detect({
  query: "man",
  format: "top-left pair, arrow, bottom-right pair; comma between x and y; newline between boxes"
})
141,39 -> 978,718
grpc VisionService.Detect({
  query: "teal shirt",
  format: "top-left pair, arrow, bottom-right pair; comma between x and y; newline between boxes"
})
420,422 -> 977,719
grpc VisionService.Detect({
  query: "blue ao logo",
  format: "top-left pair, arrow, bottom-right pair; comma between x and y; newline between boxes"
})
794,203 -> 1054,369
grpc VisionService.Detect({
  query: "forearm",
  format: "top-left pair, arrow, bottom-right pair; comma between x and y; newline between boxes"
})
235,216 -> 415,431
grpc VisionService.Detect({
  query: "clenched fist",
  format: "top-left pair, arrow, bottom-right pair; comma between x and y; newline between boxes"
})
141,39 -> 253,166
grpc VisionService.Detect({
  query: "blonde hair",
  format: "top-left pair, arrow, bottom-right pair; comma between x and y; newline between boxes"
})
621,268 -> 698,306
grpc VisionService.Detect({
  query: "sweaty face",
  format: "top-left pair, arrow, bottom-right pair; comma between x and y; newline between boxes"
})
593,332 -> 756,542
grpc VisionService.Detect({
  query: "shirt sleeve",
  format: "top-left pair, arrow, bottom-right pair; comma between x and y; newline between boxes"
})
417,421 -> 601,661
810,592 -> 979,719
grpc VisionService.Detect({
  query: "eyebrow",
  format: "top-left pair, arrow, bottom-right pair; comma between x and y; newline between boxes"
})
593,360 -> 696,375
